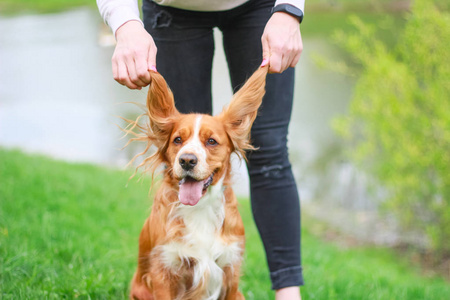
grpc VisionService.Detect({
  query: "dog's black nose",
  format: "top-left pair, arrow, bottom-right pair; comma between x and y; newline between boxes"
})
179,153 -> 198,171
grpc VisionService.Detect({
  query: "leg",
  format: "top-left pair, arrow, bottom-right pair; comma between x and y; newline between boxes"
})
149,266 -> 176,300
130,218 -> 154,300
223,265 -> 245,300
142,0 -> 216,114
130,272 -> 153,300
247,69 -> 303,290
276,287 -> 302,300
220,0 -> 303,291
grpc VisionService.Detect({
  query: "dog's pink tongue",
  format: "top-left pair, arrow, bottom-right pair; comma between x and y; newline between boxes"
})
179,180 -> 203,206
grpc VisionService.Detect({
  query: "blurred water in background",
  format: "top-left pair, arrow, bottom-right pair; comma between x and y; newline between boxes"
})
0,8 -> 420,247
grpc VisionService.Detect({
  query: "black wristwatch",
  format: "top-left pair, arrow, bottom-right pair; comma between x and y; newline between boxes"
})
271,4 -> 304,23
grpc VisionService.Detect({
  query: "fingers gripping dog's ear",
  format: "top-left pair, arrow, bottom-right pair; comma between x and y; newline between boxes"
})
220,65 -> 268,155
147,71 -> 180,142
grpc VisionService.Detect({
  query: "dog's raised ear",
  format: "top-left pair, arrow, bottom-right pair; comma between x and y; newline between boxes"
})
219,65 -> 268,157
147,71 -> 180,143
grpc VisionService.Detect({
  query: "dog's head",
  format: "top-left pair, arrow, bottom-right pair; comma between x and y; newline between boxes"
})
143,66 -> 268,206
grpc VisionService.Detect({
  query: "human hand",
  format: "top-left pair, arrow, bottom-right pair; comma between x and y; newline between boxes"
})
261,12 -> 303,73
112,20 -> 157,89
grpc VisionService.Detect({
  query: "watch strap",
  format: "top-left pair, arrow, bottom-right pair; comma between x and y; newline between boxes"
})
271,4 -> 304,23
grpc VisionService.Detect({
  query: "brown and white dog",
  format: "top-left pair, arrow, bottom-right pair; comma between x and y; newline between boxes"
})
128,65 -> 268,300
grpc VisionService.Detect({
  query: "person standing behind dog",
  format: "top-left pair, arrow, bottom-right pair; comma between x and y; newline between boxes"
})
97,0 -> 305,299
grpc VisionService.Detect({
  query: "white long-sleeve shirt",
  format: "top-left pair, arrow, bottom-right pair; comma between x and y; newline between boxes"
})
97,0 -> 305,36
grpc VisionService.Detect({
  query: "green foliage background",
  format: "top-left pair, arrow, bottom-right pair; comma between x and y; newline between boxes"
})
334,0 -> 450,254
0,0 -> 94,14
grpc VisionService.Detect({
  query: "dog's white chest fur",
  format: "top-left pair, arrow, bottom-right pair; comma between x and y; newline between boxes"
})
159,178 -> 242,300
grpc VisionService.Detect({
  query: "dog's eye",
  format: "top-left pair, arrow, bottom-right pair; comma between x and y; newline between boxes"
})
174,137 -> 182,144
207,138 -> 218,146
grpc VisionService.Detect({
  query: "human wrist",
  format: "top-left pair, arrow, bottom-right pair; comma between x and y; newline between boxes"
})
272,11 -> 301,25
116,20 -> 145,40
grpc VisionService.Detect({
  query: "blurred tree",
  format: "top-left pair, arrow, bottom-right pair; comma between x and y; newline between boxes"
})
334,0 -> 450,254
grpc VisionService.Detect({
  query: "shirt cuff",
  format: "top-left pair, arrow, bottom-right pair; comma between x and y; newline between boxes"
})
107,6 -> 143,37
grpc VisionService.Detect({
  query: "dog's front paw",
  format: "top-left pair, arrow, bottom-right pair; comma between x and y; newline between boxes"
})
130,273 -> 153,300
236,291 -> 245,300
130,285 -> 153,300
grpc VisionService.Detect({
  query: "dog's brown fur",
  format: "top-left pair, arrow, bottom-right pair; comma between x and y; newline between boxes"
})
128,66 -> 268,300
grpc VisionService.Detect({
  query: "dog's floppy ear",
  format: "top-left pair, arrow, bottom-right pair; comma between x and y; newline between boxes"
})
219,65 -> 268,157
123,71 -> 179,177
147,71 -> 180,144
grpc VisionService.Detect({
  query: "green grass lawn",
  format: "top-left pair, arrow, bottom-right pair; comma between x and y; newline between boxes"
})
1,149 -> 449,299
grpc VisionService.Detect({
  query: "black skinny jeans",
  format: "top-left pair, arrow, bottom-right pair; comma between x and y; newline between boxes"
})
142,0 -> 303,289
